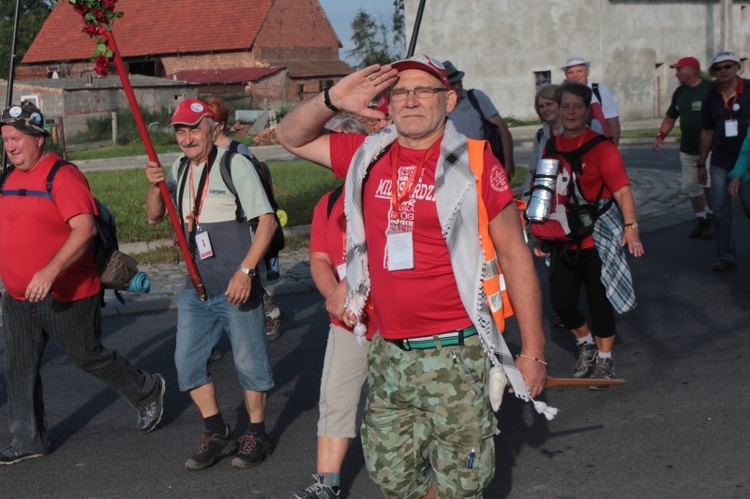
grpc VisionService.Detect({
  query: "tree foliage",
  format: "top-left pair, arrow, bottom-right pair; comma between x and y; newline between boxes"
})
0,0 -> 53,80
347,1 -> 405,69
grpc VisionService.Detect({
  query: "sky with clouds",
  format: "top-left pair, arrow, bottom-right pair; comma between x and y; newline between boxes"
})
318,0 -> 399,66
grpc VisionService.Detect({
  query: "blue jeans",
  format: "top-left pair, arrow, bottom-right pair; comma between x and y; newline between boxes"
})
175,289 -> 274,393
710,166 -> 750,263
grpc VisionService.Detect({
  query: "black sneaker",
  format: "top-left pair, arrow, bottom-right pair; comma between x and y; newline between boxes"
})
572,342 -> 597,378
136,373 -> 165,433
291,474 -> 341,498
712,259 -> 737,272
185,427 -> 238,470
700,217 -> 716,239
589,357 -> 616,391
231,431 -> 273,469
688,218 -> 705,239
0,446 -> 44,465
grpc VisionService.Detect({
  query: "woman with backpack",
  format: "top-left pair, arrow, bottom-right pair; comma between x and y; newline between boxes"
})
531,82 -> 643,388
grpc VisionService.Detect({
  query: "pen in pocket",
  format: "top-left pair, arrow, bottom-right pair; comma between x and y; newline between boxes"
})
467,447 -> 475,469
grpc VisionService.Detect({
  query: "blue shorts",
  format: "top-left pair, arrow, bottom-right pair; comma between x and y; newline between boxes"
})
175,288 -> 274,393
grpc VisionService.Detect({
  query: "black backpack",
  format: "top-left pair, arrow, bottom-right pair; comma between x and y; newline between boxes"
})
466,89 -> 505,163
0,160 -> 138,297
177,143 -> 285,258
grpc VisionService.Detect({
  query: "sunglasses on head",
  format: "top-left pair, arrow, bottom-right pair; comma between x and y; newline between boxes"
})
713,63 -> 736,72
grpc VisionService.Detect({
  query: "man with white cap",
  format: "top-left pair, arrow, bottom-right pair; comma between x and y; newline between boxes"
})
145,99 -> 277,469
276,54 -> 547,498
697,50 -> 750,272
653,56 -> 714,239
0,100 -> 166,465
561,52 -> 621,145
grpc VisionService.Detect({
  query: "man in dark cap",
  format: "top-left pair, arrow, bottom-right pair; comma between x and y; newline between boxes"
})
0,101 -> 166,465
443,59 -> 516,177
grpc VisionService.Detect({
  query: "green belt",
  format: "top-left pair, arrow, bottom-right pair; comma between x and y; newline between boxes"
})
386,326 -> 477,351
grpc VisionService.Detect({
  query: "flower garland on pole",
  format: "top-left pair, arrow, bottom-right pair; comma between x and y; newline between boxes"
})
56,0 -> 207,300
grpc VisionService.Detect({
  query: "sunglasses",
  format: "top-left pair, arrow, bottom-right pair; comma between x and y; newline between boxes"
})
713,63 -> 736,72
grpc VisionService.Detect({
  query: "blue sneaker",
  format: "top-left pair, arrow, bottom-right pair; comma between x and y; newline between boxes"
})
136,373 -> 165,433
0,446 -> 44,465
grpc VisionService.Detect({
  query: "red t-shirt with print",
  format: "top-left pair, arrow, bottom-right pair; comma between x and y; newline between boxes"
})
330,133 -> 513,340
550,129 -> 630,249
0,153 -> 100,301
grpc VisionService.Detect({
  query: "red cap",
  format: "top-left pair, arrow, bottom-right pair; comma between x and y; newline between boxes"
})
374,95 -> 389,115
391,53 -> 450,88
171,99 -> 215,127
670,57 -> 700,69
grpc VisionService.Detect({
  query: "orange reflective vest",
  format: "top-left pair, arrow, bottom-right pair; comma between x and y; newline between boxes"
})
466,139 -> 526,332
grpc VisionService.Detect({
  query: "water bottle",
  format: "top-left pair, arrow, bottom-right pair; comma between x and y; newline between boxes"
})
526,158 -> 559,222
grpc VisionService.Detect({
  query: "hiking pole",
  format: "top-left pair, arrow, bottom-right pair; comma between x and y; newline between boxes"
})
1,0 -> 22,173
545,377 -> 625,388
104,30 -> 207,301
406,0 -> 427,57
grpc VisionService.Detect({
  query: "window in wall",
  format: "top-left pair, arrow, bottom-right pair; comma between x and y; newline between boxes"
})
534,71 -> 551,89
297,83 -> 305,96
319,79 -> 335,91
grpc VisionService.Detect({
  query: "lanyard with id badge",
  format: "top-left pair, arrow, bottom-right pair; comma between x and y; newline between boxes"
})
186,161 -> 214,260
386,140 -> 439,271
722,91 -> 741,137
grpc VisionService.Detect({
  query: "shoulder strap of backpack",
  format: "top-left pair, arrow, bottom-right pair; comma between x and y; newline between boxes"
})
219,150 -> 243,221
327,184 -> 345,219
176,155 -> 192,222
592,82 -> 602,104
466,89 -> 487,122
536,127 -> 545,144
0,165 -> 17,194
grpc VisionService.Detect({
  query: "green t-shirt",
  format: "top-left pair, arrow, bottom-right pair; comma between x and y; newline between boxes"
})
666,78 -> 711,155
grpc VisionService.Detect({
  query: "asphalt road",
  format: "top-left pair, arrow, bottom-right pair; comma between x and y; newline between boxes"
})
2,143 -> 749,498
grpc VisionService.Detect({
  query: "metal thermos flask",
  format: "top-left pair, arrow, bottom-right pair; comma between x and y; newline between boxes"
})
526,158 -> 559,222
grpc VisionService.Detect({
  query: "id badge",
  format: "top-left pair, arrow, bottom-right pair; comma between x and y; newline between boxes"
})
387,231 -> 414,271
691,101 -> 702,112
725,119 -> 739,137
336,262 -> 347,280
195,231 -> 214,259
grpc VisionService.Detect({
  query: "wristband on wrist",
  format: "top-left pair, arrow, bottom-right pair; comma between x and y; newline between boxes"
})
697,163 -> 706,168
323,87 -> 340,113
624,223 -> 639,232
515,354 -> 548,366
656,132 -> 666,140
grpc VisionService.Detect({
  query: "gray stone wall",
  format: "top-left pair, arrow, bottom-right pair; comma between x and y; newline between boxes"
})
405,0 -> 750,121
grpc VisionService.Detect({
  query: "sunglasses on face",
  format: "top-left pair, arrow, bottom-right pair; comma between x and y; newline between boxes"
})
713,64 -> 736,72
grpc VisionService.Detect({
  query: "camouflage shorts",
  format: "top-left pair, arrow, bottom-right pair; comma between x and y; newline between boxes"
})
360,334 -> 497,498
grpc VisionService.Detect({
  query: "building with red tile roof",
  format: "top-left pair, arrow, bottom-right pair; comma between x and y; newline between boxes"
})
19,0 -> 354,106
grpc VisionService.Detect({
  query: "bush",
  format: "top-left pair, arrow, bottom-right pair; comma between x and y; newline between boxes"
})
68,107 -> 175,147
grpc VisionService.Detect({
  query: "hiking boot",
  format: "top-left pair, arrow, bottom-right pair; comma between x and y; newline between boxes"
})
572,342 -> 598,378
290,474 -> 341,498
700,217 -> 716,239
184,428 -> 238,470
136,373 -> 165,433
266,309 -> 287,341
688,218 -> 705,238
588,356 -> 616,391
712,259 -> 737,273
231,431 -> 273,469
0,446 -> 44,465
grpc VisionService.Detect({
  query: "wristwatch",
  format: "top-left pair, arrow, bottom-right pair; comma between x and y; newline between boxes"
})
237,265 -> 256,278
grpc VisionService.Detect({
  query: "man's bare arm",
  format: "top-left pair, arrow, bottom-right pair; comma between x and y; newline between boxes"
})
276,64 -> 398,166
607,117 -> 621,146
488,202 -> 547,396
26,213 -> 97,302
